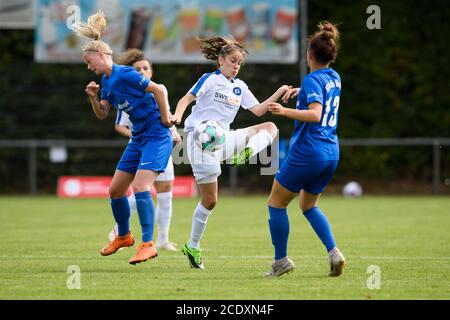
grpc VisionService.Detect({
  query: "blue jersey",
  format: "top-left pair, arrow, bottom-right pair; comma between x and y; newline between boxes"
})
100,64 -> 169,140
288,68 -> 341,163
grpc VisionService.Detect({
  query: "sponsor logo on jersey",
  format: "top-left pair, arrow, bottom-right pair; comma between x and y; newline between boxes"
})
214,92 -> 240,107
325,79 -> 341,92
117,100 -> 132,112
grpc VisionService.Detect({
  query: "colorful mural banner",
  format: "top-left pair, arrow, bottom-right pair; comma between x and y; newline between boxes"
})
35,0 -> 298,63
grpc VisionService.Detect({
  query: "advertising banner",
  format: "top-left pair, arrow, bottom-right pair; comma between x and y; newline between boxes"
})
57,176 -> 197,198
35,0 -> 297,63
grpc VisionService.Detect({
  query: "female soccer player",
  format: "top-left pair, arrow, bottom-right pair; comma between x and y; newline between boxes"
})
264,21 -> 346,277
172,36 -> 291,269
108,49 -> 181,251
74,11 -> 173,264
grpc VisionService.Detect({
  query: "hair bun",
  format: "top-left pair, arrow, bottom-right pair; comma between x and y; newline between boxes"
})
318,21 -> 340,41
308,20 -> 340,64
320,22 -> 333,32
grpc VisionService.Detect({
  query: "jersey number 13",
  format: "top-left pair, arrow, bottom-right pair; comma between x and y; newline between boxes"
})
321,96 -> 340,127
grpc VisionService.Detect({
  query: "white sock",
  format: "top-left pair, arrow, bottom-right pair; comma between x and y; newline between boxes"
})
328,247 -> 342,260
189,202 -> 212,249
246,130 -> 274,155
128,194 -> 137,219
156,191 -> 173,244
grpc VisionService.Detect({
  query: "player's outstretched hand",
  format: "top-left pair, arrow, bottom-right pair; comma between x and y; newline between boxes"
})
268,102 -> 287,116
282,87 -> 300,103
171,113 -> 182,126
276,85 -> 292,101
161,113 -> 174,128
85,81 -> 99,97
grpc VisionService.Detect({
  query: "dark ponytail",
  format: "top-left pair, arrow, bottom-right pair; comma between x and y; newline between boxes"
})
199,36 -> 248,67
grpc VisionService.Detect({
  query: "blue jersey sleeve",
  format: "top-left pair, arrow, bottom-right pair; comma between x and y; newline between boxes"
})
119,67 -> 151,92
100,88 -> 107,100
100,75 -> 108,100
302,76 -> 323,105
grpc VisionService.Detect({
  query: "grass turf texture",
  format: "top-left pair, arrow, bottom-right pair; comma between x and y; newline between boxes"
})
0,196 -> 449,299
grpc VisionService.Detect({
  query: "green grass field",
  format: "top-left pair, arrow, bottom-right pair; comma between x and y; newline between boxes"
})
0,195 -> 449,300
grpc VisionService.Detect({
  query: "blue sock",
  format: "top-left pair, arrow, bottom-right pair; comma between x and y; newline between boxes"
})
135,191 -> 154,242
110,196 -> 130,237
303,206 -> 336,252
268,206 -> 290,260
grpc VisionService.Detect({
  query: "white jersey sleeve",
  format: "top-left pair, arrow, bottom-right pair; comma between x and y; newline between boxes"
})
116,110 -> 132,128
239,81 -> 259,110
189,73 -> 214,99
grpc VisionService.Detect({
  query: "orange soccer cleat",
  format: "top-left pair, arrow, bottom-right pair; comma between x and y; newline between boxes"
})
128,241 -> 158,265
100,231 -> 135,256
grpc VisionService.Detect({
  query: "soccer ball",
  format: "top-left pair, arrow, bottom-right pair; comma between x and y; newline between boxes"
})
342,181 -> 363,197
194,120 -> 225,152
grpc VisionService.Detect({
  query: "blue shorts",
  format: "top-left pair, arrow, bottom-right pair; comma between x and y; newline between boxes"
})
117,135 -> 172,174
275,159 -> 339,194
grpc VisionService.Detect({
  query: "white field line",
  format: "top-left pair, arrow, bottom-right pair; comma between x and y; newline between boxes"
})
221,256 -> 450,260
0,255 -> 449,261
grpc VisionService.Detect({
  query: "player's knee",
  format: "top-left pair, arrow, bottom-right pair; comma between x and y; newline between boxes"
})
131,182 -> 150,194
267,197 -> 288,208
266,121 -> 278,132
155,182 -> 172,193
109,186 -> 122,199
201,198 -> 217,210
300,203 -> 315,213
264,122 -> 278,137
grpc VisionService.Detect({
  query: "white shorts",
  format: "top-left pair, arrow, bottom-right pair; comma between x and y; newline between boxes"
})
156,155 -> 174,182
187,128 -> 249,184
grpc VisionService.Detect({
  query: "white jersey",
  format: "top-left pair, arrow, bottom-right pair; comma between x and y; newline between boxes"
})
184,70 -> 259,132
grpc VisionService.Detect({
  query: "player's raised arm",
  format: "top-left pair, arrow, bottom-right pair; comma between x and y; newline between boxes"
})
145,82 -> 172,127
172,92 -> 196,125
282,87 -> 300,103
268,101 -> 322,123
249,85 -> 292,117
268,75 -> 324,123
85,81 -> 110,120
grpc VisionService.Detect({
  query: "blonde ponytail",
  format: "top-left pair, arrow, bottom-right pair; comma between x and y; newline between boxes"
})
73,10 -> 106,40
73,10 -> 112,55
